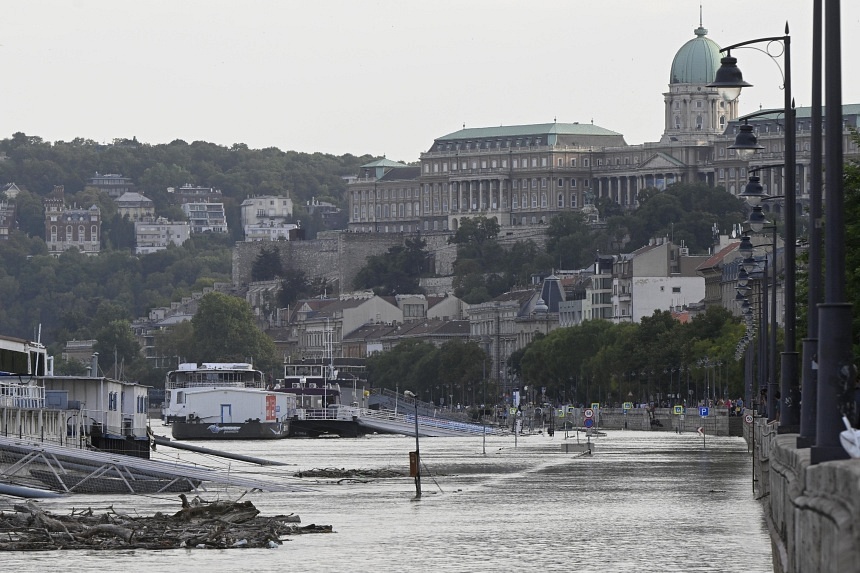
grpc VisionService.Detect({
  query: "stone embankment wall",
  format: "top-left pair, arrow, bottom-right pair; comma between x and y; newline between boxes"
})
531,407 -> 732,435
747,418 -> 859,573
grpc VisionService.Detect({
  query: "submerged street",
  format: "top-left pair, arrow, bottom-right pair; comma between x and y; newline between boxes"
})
1,426 -> 772,572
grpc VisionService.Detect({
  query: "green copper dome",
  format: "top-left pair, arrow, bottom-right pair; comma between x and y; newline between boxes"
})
670,26 -> 722,84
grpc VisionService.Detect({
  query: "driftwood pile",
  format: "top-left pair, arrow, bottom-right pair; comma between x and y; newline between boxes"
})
0,494 -> 332,551
293,467 -> 405,483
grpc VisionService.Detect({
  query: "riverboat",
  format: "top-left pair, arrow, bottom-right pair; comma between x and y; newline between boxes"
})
162,362 -> 265,422
275,360 -> 362,438
163,363 -> 296,440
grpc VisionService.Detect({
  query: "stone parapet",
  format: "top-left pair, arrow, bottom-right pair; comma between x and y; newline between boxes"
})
751,423 -> 860,573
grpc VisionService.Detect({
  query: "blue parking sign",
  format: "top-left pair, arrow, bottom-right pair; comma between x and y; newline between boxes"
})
699,407 -> 709,417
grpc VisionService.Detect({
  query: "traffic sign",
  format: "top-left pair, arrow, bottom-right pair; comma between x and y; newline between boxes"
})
591,402 -> 600,410
584,418 -> 594,428
584,408 -> 594,419
699,407 -> 709,417
744,413 -> 754,424
673,405 -> 684,415
623,402 -> 633,410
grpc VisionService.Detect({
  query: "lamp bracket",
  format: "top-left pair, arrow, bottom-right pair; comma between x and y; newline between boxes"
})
721,34 -> 789,92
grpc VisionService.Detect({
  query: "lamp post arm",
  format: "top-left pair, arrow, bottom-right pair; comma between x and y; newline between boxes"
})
721,34 -> 789,55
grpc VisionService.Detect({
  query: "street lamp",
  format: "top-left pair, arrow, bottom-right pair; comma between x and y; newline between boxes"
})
812,0 -> 852,464
708,24 -> 799,431
403,390 -> 421,498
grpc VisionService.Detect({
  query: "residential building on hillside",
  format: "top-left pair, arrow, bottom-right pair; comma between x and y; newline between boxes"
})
696,238 -> 742,309
134,217 -> 191,254
243,221 -> 298,242
43,185 -> 101,256
1,182 -> 22,199
181,201 -> 228,234
612,238 -> 708,323
116,192 -> 155,222
341,319 -> 471,359
0,201 -> 14,240
87,173 -> 134,198
168,183 -> 223,205
306,197 -> 342,228
240,195 -> 293,228
62,339 -> 97,365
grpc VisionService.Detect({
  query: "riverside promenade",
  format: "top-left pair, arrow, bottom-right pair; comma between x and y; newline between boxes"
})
747,415 -> 859,573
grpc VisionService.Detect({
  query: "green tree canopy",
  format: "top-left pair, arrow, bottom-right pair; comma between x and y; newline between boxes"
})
189,292 -> 279,374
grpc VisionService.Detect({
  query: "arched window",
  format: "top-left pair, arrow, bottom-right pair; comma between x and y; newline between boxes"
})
531,194 -> 537,208
513,194 -> 519,209
541,193 -> 547,208
557,194 -> 564,208
570,194 -> 577,207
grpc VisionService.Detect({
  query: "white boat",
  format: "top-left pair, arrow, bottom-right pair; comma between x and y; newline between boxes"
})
163,362 -> 265,422
166,386 -> 296,440
163,362 -> 297,440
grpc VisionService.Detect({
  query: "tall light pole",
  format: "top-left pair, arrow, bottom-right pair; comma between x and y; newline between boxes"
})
709,24 -> 799,431
404,390 -> 421,498
812,0 -> 852,464
798,0 -> 823,450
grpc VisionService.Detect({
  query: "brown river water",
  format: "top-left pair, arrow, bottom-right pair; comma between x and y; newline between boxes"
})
1,424 -> 772,572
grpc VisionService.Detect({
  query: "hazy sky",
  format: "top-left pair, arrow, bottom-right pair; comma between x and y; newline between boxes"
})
4,1 -> 859,162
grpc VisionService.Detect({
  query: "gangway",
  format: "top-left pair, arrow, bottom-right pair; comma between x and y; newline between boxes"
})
0,435 -> 312,495
355,407 -> 504,437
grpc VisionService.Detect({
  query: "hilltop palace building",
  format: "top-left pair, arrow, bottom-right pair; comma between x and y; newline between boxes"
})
347,24 -> 860,234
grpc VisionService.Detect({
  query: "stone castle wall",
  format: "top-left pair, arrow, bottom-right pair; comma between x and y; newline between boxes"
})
233,232 -> 407,293
232,225 -> 551,294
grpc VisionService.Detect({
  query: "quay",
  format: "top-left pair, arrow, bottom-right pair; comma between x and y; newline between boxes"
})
747,415 -> 860,573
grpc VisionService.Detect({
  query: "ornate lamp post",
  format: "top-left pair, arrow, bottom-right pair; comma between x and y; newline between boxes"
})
709,24 -> 799,431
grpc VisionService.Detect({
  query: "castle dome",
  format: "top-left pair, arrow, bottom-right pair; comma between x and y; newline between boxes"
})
669,26 -> 722,84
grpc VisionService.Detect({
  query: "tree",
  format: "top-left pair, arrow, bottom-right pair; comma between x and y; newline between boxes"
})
353,238 -> 429,295
251,245 -> 284,281
93,319 -> 141,378
190,292 -> 279,374
448,216 -> 501,261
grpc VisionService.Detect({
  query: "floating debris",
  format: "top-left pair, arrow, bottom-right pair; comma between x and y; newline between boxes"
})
0,495 -> 332,551
293,467 -> 406,482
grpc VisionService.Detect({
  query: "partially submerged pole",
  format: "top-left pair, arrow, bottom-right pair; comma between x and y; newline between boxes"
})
152,435 -> 289,466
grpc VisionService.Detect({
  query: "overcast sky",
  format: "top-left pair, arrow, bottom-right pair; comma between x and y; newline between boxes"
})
4,1 -> 859,162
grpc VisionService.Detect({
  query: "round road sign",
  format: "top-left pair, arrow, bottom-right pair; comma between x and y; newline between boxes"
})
584,418 -> 594,428
584,408 -> 594,418
744,413 -> 754,424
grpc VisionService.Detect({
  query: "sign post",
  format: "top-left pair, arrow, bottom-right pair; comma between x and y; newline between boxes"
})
698,406 -> 709,448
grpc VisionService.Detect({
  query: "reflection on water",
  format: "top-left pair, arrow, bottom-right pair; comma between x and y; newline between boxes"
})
1,426 -> 773,573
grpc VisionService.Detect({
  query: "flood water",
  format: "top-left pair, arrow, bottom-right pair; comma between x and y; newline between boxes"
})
1,425 -> 773,572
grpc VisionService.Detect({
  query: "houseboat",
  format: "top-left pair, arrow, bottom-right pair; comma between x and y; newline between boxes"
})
162,362 -> 265,422
166,386 -> 296,440
163,362 -> 298,440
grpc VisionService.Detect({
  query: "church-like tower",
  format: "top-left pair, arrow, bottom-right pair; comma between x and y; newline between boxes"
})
661,24 -> 739,143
